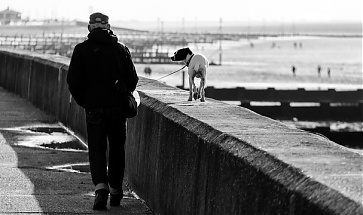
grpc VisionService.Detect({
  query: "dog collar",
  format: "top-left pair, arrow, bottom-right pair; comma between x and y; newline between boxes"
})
186,54 -> 194,67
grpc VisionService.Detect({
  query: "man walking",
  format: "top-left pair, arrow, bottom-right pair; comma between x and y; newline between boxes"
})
67,12 -> 138,210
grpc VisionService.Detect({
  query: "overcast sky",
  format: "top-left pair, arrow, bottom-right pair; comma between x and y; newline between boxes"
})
1,0 -> 362,23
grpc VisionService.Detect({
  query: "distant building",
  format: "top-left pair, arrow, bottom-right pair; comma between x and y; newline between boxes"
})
0,7 -> 21,25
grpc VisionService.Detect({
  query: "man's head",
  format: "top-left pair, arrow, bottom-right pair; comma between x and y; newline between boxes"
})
88,12 -> 110,32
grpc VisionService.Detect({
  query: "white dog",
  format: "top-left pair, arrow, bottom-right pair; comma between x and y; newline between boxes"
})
170,47 -> 209,102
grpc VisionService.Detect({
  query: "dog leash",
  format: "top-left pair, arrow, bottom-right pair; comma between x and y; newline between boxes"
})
136,65 -> 186,88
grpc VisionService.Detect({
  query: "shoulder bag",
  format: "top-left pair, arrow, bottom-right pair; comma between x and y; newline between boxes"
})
111,44 -> 138,118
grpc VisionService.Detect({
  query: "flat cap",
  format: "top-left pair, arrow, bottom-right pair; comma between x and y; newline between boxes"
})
89,12 -> 109,24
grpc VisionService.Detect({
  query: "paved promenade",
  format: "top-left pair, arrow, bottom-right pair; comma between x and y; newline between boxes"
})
0,86 -> 154,214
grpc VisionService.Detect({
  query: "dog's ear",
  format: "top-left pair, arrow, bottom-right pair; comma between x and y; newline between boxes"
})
186,47 -> 193,55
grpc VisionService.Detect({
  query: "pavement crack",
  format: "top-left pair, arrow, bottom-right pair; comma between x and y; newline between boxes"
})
17,165 -> 68,173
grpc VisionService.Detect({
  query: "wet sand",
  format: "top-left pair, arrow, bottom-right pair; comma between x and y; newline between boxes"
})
136,63 -> 362,90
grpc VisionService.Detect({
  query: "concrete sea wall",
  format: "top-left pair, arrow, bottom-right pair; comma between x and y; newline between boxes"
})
1,48 -> 362,215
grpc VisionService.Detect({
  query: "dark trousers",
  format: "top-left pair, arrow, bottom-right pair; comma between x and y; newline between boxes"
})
85,107 -> 126,192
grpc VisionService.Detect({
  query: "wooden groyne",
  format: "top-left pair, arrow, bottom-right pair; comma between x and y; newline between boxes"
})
0,34 -> 173,63
0,20 -> 249,64
205,87 -> 363,121
205,87 -> 363,103
0,29 -> 223,64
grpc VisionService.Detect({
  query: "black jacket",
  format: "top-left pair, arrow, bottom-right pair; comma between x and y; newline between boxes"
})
67,28 -> 138,108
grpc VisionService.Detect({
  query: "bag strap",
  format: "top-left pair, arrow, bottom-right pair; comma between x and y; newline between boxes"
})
110,43 -> 131,93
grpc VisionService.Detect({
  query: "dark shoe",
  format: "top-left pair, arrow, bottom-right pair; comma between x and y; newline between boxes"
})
110,193 -> 123,207
93,189 -> 109,210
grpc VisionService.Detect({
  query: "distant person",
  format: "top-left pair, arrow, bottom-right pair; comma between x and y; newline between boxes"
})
292,65 -> 296,77
317,65 -> 322,77
67,12 -> 138,210
144,66 -> 152,76
327,67 -> 331,78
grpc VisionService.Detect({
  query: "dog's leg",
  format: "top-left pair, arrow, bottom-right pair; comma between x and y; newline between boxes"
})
192,78 -> 199,100
188,76 -> 193,101
200,77 -> 206,102
198,67 -> 206,102
197,82 -> 201,99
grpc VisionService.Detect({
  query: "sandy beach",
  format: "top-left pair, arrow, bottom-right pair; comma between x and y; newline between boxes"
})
135,36 -> 362,90
135,63 -> 362,90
